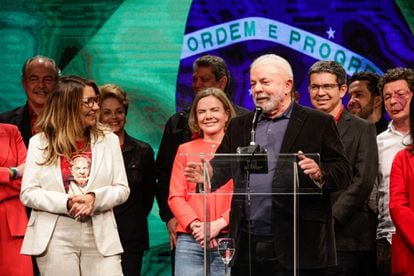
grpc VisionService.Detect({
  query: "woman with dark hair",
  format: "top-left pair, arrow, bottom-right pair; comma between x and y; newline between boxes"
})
389,88 -> 414,275
20,75 -> 129,276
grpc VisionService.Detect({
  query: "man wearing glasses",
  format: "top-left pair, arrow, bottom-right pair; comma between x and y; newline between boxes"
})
373,67 -> 414,276
308,61 -> 378,276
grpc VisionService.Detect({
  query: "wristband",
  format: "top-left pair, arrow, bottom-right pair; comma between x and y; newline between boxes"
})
9,167 -> 18,179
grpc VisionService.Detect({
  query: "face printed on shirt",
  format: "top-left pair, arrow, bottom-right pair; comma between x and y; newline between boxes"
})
70,155 -> 91,186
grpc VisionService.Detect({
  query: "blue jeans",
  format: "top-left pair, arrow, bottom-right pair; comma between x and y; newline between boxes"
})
175,233 -> 226,276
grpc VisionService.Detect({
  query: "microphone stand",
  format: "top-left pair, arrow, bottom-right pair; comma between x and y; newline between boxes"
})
236,106 -> 267,276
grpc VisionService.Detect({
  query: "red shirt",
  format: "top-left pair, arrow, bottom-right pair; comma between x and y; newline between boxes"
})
334,105 -> 345,124
60,141 -> 92,193
168,138 -> 233,234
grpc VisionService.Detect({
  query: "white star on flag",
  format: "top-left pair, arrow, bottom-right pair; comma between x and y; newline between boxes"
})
326,27 -> 336,39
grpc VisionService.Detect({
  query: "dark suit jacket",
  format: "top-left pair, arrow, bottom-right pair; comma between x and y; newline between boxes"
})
215,103 -> 351,269
114,133 -> 155,253
155,109 -> 190,223
332,110 -> 378,251
0,103 -> 32,147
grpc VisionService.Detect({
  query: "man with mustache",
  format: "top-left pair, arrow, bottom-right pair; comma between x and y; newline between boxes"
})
0,55 -> 60,146
347,72 -> 388,134
210,54 -> 351,275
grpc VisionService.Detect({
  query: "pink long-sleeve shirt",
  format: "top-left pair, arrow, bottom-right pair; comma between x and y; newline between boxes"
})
168,138 -> 233,234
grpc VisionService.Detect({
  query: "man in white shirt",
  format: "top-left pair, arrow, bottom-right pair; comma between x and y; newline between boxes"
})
374,67 -> 414,276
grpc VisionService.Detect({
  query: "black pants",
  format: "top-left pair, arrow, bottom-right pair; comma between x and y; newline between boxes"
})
231,231 -> 327,276
327,251 -> 377,276
121,251 -> 144,276
376,238 -> 391,276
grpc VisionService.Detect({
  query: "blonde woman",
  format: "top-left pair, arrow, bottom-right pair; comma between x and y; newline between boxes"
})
168,87 -> 235,276
20,75 -> 129,276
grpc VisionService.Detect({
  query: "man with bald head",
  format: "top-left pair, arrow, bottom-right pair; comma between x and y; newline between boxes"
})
0,55 -> 60,146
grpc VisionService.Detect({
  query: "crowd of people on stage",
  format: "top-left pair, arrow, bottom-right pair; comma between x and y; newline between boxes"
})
0,53 -> 413,276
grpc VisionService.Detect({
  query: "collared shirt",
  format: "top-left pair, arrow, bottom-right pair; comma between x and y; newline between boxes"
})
376,121 -> 410,243
247,103 -> 293,236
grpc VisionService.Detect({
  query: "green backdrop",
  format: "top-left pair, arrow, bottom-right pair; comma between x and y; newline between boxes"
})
0,1 -> 192,274
2,1 -> 413,275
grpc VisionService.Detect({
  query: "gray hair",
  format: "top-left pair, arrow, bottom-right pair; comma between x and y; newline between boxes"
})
22,55 -> 61,79
250,54 -> 294,81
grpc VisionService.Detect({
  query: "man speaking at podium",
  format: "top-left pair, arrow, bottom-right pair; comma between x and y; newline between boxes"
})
213,54 -> 351,276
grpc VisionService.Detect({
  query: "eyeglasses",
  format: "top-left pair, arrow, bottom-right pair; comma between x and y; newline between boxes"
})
82,96 -> 100,108
383,90 -> 411,102
308,83 -> 342,93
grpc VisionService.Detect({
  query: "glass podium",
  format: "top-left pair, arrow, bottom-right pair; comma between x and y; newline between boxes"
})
186,152 -> 323,276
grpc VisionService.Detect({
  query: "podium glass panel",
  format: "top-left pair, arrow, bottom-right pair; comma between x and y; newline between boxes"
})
183,152 -> 324,276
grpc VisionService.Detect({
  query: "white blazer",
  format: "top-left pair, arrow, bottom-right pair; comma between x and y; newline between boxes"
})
20,131 -> 130,256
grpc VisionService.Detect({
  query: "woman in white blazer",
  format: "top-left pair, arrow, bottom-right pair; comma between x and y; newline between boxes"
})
20,75 -> 130,276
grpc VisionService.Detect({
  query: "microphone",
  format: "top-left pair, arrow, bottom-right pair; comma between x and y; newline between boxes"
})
236,106 -> 267,174
250,106 -> 263,146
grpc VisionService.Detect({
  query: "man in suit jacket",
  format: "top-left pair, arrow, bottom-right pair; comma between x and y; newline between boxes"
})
308,61 -> 378,275
209,54 -> 351,275
0,55 -> 60,147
